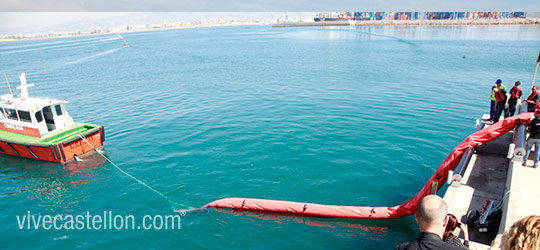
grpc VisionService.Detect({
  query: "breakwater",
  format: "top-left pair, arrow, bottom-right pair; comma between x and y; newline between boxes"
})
273,18 -> 540,27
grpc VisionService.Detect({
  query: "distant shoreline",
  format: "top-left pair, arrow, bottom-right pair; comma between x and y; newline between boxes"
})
273,18 -> 540,27
2,18 -> 539,42
0,22 -> 265,43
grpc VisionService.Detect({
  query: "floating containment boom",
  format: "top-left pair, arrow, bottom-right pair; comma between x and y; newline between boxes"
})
177,113 -> 533,219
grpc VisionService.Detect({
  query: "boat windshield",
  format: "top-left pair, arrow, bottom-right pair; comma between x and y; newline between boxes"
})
4,108 -> 18,120
0,106 -> 34,123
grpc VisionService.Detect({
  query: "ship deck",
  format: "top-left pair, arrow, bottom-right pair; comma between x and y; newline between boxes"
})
443,114 -> 540,249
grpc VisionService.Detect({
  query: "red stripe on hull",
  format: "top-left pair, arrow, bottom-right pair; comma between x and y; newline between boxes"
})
1,122 -> 41,138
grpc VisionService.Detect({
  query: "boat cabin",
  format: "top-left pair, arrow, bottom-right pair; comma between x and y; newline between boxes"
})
0,73 -> 74,138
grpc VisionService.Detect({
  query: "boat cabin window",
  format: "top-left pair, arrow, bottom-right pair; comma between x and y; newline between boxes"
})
17,110 -> 31,123
35,110 -> 44,123
0,107 -> 5,117
42,106 -> 56,131
55,105 -> 62,116
5,108 -> 19,120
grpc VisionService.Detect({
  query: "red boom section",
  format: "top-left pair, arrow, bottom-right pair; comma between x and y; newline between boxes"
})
183,113 -> 532,219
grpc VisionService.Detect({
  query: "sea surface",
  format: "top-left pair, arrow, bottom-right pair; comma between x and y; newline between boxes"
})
0,24 -> 539,249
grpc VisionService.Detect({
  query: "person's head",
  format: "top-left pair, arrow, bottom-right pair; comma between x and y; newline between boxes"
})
501,215 -> 540,250
443,214 -> 461,241
515,81 -> 521,87
533,85 -> 539,92
496,79 -> 503,86
416,195 -> 449,237
535,109 -> 540,118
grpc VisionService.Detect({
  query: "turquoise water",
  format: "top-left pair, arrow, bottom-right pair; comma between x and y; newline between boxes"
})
1,25 -> 539,249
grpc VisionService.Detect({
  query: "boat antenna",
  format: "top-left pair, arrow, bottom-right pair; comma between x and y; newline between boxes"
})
16,73 -> 33,100
3,73 -> 13,96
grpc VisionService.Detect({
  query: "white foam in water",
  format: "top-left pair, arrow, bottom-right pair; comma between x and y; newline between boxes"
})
73,155 -> 85,162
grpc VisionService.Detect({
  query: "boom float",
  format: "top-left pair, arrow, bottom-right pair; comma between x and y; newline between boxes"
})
177,112 -> 533,219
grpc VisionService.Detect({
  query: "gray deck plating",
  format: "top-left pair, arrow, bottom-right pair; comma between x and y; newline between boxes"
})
444,114 -> 540,249
443,122 -> 514,249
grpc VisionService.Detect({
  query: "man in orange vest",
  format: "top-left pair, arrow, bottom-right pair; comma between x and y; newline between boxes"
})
490,79 -> 506,122
525,85 -> 540,112
505,81 -> 522,117
492,85 -> 508,123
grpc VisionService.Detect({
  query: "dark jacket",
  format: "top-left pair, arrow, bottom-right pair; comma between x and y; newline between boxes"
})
395,232 -> 467,250
529,117 -> 540,139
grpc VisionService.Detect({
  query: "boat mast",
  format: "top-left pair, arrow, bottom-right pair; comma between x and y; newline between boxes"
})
528,49 -> 540,96
16,73 -> 34,100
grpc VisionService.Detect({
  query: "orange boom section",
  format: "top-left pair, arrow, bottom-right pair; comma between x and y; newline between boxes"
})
183,113 -> 533,219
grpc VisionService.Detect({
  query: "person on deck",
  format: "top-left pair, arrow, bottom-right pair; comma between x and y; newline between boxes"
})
505,81 -> 522,117
491,215 -> 540,250
535,98 -> 540,112
490,79 -> 506,122
443,214 -> 469,248
526,85 -> 540,112
523,109 -> 540,168
394,195 -> 467,250
493,86 -> 509,123
500,215 -> 540,250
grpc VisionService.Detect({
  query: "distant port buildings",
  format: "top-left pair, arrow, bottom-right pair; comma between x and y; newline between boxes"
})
273,12 -> 540,27
314,12 -> 533,21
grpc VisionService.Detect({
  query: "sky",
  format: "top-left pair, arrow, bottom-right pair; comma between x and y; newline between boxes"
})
0,0 -> 539,35
1,0 -> 540,12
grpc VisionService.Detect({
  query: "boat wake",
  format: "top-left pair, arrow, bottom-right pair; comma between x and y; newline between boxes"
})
324,27 -> 418,47
63,48 -> 120,67
30,48 -> 121,76
0,37 -> 102,52
0,38 -> 105,55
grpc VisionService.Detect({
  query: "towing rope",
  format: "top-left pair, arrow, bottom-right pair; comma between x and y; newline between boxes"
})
78,134 -> 190,211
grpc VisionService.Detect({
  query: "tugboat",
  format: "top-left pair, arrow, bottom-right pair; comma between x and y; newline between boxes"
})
0,73 -> 104,163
